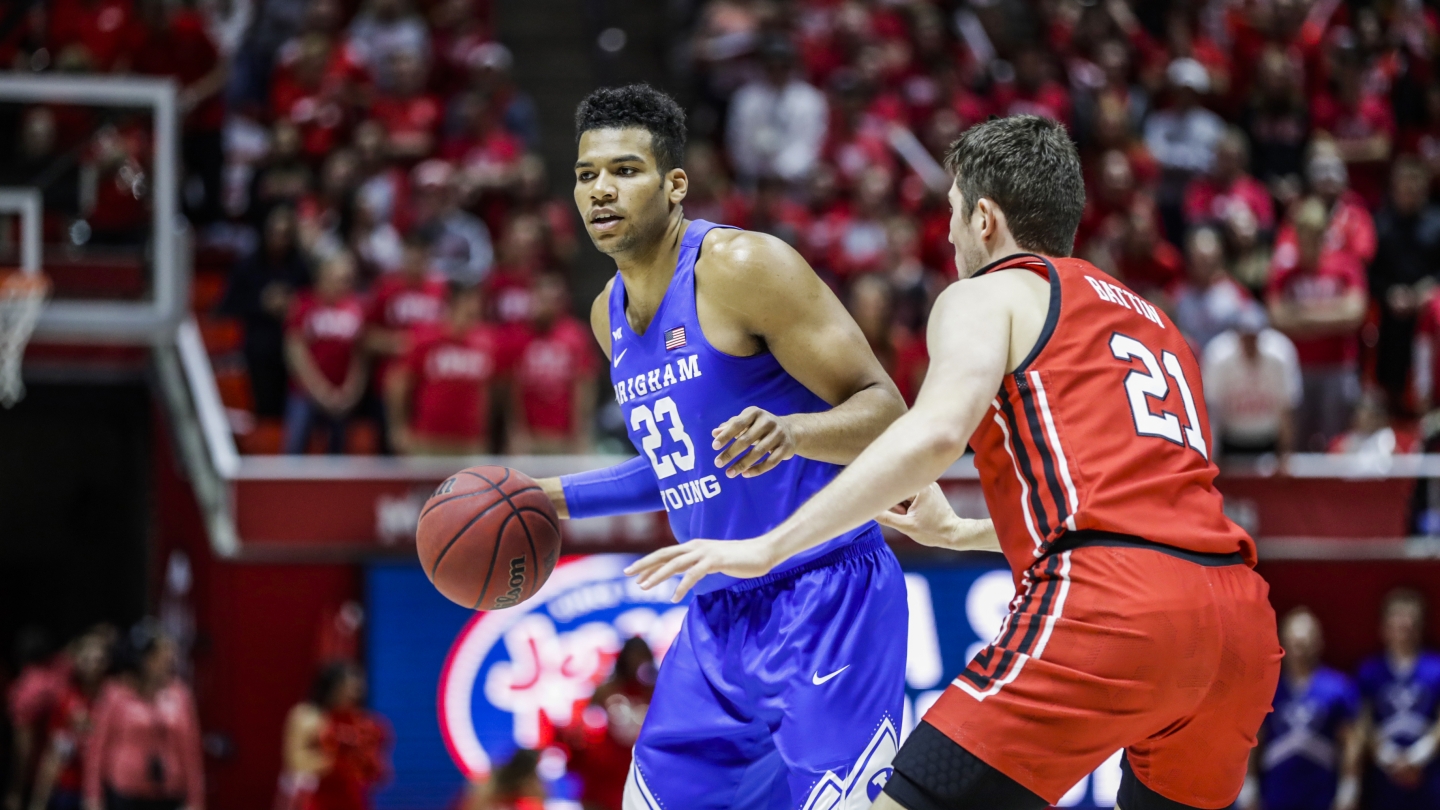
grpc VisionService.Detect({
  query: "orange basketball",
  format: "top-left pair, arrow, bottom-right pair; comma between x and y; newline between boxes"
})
416,466 -> 560,610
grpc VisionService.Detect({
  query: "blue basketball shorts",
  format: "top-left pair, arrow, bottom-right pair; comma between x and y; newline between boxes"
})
623,529 -> 908,810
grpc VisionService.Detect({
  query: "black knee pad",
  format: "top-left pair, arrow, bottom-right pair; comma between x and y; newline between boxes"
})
1118,755 -> 1211,810
882,722 -> 1049,810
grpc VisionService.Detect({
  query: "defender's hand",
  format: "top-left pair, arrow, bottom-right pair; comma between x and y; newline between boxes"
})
874,483 -> 962,548
625,538 -> 779,602
712,407 -> 798,478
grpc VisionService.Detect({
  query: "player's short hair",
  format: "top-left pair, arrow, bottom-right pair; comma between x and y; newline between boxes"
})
575,84 -> 687,172
942,115 -> 1085,257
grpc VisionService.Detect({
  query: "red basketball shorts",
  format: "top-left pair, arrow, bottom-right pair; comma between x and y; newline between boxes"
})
920,542 -> 1283,809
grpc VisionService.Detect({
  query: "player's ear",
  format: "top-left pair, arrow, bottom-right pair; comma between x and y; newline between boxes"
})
666,168 -> 689,205
976,198 -> 1002,244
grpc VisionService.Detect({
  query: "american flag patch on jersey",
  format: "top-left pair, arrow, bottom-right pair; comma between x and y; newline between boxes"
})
663,326 -> 687,350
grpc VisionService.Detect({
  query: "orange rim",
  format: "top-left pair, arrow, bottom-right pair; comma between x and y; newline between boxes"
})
0,269 -> 51,296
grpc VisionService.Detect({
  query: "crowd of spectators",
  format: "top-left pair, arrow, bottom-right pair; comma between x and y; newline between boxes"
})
1246,589 -> 1440,810
4,622 -> 206,810
8,0 -> 1440,463
677,0 -> 1440,464
1,0 -> 595,457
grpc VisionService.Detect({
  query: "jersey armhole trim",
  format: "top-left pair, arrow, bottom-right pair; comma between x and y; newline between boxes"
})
1011,256 -> 1062,375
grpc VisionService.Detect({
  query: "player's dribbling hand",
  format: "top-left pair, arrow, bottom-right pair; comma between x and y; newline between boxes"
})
625,538 -> 779,602
712,407 -> 798,478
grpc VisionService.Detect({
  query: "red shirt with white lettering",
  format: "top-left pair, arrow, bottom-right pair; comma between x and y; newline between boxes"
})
370,93 -> 441,150
513,317 -> 596,435
366,273 -> 447,388
287,292 -> 365,386
405,324 -> 497,442
1266,252 -> 1367,367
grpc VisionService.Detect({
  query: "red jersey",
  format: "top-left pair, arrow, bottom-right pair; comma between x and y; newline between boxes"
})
405,324 -> 497,442
46,684 -> 97,793
287,292 -> 365,386
1183,174 -> 1275,231
1265,251 -> 1366,367
367,274 -> 446,332
513,317 -> 596,434
966,254 -> 1254,581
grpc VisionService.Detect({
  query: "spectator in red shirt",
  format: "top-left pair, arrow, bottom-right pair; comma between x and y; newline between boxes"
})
1116,196 -> 1185,296
846,274 -> 924,405
364,229 -> 446,393
506,274 -> 596,455
1312,47 -> 1396,208
1076,150 -> 1141,259
5,629 -> 68,810
992,45 -> 1073,128
369,49 -> 440,163
83,622 -> 203,810
1270,147 -> 1378,284
275,662 -> 389,810
269,33 -> 350,164
484,213 -> 546,333
441,91 -> 525,200
1183,127 -> 1275,235
1267,197 -> 1369,450
284,253 -> 369,455
27,630 -> 110,810
386,283 -> 497,455
48,0 -> 139,72
563,638 -> 654,810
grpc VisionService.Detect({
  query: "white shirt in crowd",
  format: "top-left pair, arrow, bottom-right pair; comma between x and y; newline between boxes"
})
1144,106 -> 1226,174
726,78 -> 828,183
1202,328 -> 1302,446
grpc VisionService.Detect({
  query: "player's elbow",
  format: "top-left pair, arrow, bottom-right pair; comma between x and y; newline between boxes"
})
910,413 -> 971,460
869,379 -> 908,424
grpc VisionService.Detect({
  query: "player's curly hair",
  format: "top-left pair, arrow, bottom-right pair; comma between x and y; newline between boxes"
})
575,84 -> 687,172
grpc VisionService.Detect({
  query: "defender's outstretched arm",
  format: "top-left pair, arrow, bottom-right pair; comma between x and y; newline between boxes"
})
629,278 -> 1013,599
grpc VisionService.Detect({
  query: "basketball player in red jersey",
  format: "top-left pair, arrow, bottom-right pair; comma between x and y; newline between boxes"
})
628,115 -> 1284,809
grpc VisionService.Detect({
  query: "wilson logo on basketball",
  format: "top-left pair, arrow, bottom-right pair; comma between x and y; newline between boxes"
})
493,557 -> 527,608
434,477 -> 458,498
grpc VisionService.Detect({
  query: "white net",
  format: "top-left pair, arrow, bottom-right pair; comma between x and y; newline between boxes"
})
0,273 -> 48,408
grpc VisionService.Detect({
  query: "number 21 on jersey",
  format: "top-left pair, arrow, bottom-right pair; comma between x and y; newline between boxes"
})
1109,333 -> 1208,460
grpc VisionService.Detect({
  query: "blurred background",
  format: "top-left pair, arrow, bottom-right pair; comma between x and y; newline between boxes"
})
3,0 -> 1440,808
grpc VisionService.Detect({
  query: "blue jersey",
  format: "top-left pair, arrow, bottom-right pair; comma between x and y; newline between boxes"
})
1259,667 -> 1359,810
1357,651 -> 1440,807
608,219 -> 873,593
1358,652 -> 1440,748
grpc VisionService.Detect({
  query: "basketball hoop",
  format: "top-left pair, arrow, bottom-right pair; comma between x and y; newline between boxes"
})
0,270 -> 49,408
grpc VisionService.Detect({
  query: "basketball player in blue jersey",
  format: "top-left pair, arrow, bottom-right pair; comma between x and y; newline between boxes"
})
1357,588 -> 1440,808
533,85 -> 910,810
1243,607 -> 1362,810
